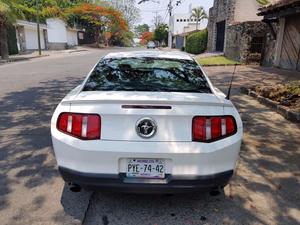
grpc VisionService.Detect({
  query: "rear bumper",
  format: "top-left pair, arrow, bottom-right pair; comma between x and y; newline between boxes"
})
59,167 -> 233,193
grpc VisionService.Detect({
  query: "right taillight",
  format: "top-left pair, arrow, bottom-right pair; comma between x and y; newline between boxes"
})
192,116 -> 237,142
57,112 -> 101,140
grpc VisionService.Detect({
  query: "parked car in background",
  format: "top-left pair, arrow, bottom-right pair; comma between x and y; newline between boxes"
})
51,51 -> 243,193
147,41 -> 156,49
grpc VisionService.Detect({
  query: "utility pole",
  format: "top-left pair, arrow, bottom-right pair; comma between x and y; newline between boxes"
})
36,0 -> 42,55
153,11 -> 159,28
167,0 -> 173,48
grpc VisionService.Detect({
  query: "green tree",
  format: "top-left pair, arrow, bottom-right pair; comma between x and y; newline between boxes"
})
0,0 -> 26,59
153,23 -> 168,46
256,0 -> 269,5
65,3 -> 128,46
134,23 -> 149,38
190,6 -> 207,30
185,29 -> 208,54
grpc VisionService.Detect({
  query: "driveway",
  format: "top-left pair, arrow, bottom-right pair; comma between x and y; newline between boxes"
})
0,51 -> 299,225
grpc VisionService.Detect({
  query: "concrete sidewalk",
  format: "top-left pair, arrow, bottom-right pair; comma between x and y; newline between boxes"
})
0,47 -> 89,65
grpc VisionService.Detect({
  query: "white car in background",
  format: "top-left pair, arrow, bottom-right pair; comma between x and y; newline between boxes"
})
51,51 -> 243,193
147,41 -> 156,49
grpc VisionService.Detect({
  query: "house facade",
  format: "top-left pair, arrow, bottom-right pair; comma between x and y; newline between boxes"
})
207,0 -> 273,63
15,18 -> 79,52
171,3 -> 208,49
258,0 -> 300,71
15,20 -> 48,52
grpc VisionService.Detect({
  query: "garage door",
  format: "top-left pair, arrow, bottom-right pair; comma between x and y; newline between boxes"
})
279,14 -> 300,71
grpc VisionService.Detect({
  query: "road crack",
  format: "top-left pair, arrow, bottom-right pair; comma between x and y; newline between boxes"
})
82,191 -> 95,225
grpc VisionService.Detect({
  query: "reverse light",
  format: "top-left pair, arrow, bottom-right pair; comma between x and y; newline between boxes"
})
192,116 -> 237,142
57,113 -> 101,140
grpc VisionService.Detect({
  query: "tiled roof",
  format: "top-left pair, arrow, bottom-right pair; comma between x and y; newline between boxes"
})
258,0 -> 300,14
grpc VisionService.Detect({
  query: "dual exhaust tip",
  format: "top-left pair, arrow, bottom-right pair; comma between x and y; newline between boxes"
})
69,183 -> 81,192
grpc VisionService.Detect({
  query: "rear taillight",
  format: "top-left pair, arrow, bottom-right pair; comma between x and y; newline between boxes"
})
57,113 -> 101,140
192,116 -> 237,142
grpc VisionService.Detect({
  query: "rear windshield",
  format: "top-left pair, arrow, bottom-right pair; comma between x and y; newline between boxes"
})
83,57 -> 212,93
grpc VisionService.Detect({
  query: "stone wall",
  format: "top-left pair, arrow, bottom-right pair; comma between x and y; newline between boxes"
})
207,0 -> 236,52
225,21 -> 268,63
16,26 -> 26,52
47,42 -> 67,50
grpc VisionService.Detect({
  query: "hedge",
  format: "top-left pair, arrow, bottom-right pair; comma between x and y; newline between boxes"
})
7,24 -> 19,55
185,29 -> 208,54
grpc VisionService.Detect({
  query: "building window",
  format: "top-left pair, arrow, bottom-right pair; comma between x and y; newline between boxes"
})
177,19 -> 179,22
180,19 -> 183,22
184,19 -> 186,22
187,19 -> 189,22
250,37 -> 264,53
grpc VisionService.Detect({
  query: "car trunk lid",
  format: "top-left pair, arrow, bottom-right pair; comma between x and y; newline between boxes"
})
67,91 -> 229,142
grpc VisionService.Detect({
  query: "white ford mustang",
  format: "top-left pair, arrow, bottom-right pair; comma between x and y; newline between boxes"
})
51,51 -> 243,193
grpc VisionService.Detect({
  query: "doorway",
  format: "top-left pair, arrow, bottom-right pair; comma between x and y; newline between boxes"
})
216,20 -> 225,52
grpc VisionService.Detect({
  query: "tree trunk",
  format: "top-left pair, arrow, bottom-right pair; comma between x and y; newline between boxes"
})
0,23 -> 9,60
94,29 -> 100,47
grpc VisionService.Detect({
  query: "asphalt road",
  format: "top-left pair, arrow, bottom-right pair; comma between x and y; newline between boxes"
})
0,48 -> 299,225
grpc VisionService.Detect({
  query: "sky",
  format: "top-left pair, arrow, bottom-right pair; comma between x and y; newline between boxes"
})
136,0 -> 214,28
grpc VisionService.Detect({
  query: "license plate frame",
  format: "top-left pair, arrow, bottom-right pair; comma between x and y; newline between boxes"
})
126,158 -> 165,179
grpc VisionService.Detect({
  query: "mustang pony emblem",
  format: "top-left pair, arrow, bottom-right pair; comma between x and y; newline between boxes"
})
136,117 -> 157,138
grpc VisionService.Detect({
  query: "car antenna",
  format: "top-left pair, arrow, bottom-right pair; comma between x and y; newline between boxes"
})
226,64 -> 238,100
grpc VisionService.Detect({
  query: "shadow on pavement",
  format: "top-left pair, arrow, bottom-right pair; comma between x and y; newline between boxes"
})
0,76 -> 91,224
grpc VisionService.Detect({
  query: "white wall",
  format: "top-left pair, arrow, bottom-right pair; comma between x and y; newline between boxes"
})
67,29 -> 78,46
234,0 -> 263,22
24,27 -> 45,50
46,18 -> 67,43
171,13 -> 207,35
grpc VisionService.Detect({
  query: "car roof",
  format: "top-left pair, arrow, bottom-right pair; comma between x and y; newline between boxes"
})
103,51 -> 193,61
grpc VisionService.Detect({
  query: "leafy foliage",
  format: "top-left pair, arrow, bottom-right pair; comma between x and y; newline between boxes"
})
190,6 -> 207,30
140,31 -> 153,45
7,23 -> 18,54
185,29 -> 208,54
65,3 -> 128,45
256,0 -> 269,5
153,23 -> 168,46
134,24 -> 150,38
105,0 -> 140,29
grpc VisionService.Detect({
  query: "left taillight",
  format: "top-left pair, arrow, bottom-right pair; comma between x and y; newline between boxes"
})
57,113 -> 101,140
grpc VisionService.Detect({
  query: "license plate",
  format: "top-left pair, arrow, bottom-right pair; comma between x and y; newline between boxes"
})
126,158 -> 165,178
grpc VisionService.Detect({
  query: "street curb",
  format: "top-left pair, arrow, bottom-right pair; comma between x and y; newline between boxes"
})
202,64 -> 242,67
240,87 -> 300,123
0,55 -> 49,65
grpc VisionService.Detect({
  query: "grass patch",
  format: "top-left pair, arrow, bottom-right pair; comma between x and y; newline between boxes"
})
196,56 -> 240,66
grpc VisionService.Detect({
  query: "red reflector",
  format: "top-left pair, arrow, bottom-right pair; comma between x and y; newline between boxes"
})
226,117 -> 235,134
72,114 -> 83,137
57,113 -> 68,131
87,115 -> 101,139
192,117 -> 206,141
211,117 -> 221,139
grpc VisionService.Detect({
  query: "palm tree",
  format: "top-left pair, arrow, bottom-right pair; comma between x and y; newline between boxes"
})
190,6 -> 207,31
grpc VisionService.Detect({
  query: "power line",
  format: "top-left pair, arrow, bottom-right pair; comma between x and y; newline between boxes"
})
140,8 -> 167,12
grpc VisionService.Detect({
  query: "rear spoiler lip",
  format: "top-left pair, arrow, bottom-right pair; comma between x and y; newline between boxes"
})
61,99 -> 233,107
